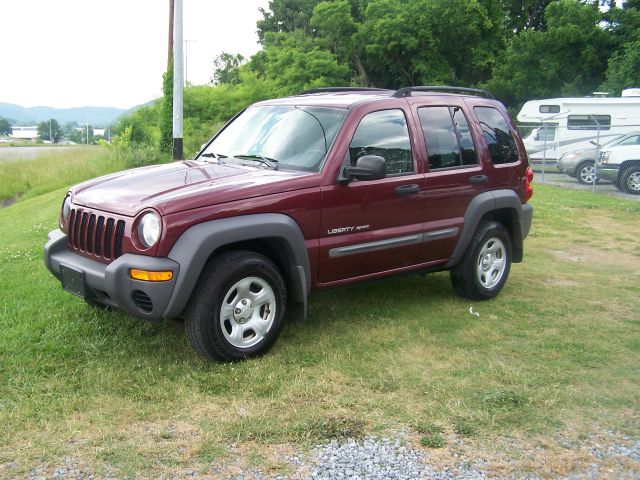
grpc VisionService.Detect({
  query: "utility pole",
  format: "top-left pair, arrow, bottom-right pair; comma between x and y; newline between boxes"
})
167,0 -> 174,69
172,0 -> 183,160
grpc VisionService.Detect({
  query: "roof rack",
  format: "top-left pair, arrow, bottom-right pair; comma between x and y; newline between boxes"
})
297,87 -> 390,96
392,86 -> 495,99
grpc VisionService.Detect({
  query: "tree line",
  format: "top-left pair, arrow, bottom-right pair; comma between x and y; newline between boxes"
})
0,117 -> 103,144
117,0 -> 640,159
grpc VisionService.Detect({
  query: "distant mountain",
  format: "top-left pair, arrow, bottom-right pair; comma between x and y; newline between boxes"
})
0,103 -> 128,127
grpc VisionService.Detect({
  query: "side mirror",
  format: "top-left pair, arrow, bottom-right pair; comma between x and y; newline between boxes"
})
340,155 -> 386,184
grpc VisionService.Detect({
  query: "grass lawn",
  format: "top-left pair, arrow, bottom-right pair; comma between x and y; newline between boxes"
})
0,183 -> 638,478
0,146 -> 126,203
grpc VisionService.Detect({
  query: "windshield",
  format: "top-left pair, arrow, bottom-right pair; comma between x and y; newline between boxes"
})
200,105 -> 347,172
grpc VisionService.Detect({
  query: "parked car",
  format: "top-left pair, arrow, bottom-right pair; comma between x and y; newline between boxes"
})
557,132 -> 640,185
596,132 -> 640,194
44,86 -> 534,361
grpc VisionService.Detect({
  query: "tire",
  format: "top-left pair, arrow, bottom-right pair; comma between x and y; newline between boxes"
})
450,221 -> 512,301
620,166 -> 640,195
613,179 -> 624,191
185,251 -> 287,361
575,161 -> 597,185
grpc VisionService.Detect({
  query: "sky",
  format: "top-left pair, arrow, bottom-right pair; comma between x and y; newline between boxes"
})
0,0 -> 270,109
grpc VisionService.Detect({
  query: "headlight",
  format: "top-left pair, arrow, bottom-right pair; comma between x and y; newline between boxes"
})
138,212 -> 161,248
600,151 -> 610,163
60,195 -> 72,230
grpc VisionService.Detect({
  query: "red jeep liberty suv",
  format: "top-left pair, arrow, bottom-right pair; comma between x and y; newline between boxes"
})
45,86 -> 534,361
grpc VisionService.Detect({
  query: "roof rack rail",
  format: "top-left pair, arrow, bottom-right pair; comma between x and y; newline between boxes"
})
298,87 -> 390,96
392,86 -> 495,99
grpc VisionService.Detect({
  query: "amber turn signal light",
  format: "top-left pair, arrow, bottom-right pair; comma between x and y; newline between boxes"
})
129,269 -> 173,282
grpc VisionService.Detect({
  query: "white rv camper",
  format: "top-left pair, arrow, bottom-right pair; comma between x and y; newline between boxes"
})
517,89 -> 640,163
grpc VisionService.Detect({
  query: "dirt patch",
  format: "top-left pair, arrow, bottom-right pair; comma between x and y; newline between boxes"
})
0,196 -> 16,209
547,245 -> 640,271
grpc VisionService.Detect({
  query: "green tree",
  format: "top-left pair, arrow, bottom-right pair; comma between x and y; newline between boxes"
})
0,117 -> 11,136
354,0 -> 504,88
254,31 -> 351,94
310,0 -> 356,62
37,118 -> 63,143
498,0 -> 556,33
486,0 -> 610,107
601,39 -> 640,95
257,0 -> 321,41
600,0 -> 640,94
211,52 -> 246,85
159,62 -> 173,153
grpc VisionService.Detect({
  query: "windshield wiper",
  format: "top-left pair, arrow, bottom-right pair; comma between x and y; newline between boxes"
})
233,154 -> 279,170
200,152 -> 228,163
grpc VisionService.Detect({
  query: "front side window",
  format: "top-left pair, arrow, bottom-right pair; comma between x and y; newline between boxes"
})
348,109 -> 413,175
419,106 -> 478,170
618,135 -> 640,146
567,115 -> 611,131
201,105 -> 347,172
474,106 -> 519,165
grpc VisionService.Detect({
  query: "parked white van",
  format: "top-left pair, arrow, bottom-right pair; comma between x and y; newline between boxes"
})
517,89 -> 640,163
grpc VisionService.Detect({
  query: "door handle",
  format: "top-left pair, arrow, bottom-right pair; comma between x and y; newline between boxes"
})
469,175 -> 488,185
394,184 -> 421,196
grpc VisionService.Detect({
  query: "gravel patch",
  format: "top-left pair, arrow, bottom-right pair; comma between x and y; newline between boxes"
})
309,436 -> 429,479
9,433 -> 639,479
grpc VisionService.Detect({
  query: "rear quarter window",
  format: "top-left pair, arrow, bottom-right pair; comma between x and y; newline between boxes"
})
474,106 -> 519,165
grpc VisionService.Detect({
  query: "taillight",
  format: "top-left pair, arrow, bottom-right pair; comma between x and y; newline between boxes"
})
524,167 -> 534,202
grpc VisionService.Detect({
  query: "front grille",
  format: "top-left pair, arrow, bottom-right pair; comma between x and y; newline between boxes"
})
68,208 -> 126,261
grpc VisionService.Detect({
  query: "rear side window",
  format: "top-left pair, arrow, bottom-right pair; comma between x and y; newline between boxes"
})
349,109 -> 413,175
474,106 -> 519,165
567,115 -> 611,131
419,106 -> 478,170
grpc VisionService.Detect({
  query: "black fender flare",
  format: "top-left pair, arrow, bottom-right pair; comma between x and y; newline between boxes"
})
162,213 -> 311,320
446,190 -> 532,267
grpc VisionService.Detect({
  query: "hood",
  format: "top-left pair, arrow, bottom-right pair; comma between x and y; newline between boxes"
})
71,160 -> 315,216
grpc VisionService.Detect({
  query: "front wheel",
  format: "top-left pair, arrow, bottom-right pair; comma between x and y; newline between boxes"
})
185,251 -> 286,361
450,221 -> 512,301
576,161 -> 597,185
620,166 -> 640,195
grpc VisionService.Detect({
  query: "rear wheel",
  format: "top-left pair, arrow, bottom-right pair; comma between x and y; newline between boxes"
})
185,251 -> 286,361
450,221 -> 512,301
620,166 -> 640,195
576,161 -> 597,185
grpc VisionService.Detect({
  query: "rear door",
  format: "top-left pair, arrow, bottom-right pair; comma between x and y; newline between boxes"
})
408,97 -> 488,263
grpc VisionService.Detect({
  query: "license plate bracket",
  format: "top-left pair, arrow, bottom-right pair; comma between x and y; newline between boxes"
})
60,264 -> 87,298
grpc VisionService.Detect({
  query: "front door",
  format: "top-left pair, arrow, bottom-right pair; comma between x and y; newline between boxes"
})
318,107 -> 426,285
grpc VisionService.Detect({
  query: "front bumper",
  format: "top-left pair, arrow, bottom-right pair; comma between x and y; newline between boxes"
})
556,157 -> 575,175
595,165 -> 619,182
44,229 -> 179,321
